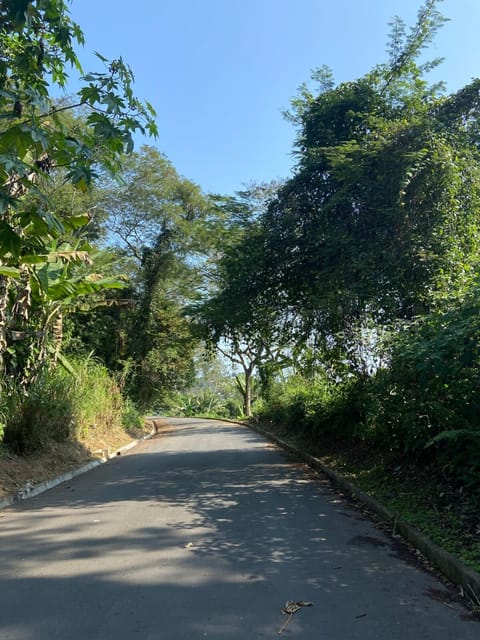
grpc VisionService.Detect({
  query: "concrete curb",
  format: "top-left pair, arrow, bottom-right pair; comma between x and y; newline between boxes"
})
0,437 -> 147,511
3,417 -> 479,603
244,420 -> 480,603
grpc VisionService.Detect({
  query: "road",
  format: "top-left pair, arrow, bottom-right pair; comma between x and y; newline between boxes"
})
0,418 -> 478,639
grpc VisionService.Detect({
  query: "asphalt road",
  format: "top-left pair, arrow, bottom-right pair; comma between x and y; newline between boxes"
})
0,418 -> 478,639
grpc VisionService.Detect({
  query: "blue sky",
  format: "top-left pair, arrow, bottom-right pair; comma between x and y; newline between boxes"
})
65,1 -> 480,196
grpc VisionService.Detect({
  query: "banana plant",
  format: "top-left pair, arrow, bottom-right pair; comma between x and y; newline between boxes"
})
8,254 -> 124,385
0,0 -> 156,377
14,240 -> 127,384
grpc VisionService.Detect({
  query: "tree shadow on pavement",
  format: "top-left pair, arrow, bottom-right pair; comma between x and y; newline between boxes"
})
0,421 -> 478,639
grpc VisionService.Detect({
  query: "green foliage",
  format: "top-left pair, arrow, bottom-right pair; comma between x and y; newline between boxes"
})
0,0 -> 156,386
2,357 -> 125,453
70,146 -> 219,408
207,2 -> 480,495
72,358 -> 124,439
192,184 -> 294,417
256,1 -> 480,348
256,374 -> 364,444
3,368 -> 75,453
164,390 -> 230,419
120,396 -> 144,432
128,286 -> 198,408
366,283 -> 480,486
98,146 -> 215,264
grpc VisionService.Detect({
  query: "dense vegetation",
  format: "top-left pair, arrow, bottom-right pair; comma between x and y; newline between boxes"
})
1,0 -> 479,568
195,0 -> 480,491
0,0 -> 157,450
191,2 -> 480,573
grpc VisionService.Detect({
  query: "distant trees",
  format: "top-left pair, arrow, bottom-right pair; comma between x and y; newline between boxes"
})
192,185 -> 294,416
72,146 -> 224,408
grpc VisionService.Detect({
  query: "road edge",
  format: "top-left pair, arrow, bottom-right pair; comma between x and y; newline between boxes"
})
0,438 -> 146,511
243,419 -> 480,603
3,416 -> 479,604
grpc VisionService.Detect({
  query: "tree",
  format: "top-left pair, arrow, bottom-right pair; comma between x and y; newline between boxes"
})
192,186 -> 294,417
84,147 -> 223,406
366,279 -> 480,487
98,146 -> 212,264
260,1 -> 480,349
0,1 -> 157,378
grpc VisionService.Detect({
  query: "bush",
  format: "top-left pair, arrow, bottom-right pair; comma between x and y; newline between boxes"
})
366,287 -> 480,486
3,369 -> 76,453
163,390 -> 231,419
256,374 -> 365,444
3,358 -> 125,454
72,359 -> 123,440
121,397 -> 144,432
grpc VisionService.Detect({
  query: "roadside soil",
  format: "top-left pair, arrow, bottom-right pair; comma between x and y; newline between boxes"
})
0,422 -> 151,501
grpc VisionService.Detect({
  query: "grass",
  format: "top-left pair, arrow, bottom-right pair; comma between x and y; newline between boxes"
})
0,358 -> 150,500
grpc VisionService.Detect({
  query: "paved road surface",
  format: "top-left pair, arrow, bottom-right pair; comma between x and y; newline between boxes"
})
0,418 -> 478,639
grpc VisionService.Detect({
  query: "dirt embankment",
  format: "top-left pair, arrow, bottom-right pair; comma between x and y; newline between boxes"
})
0,422 -> 150,501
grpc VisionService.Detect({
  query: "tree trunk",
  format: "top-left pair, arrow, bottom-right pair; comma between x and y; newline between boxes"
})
243,366 -> 253,417
0,275 -> 9,372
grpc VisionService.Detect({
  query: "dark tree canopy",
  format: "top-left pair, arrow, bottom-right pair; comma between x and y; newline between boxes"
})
257,1 -> 480,341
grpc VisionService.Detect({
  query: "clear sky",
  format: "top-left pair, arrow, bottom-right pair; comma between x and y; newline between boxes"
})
64,0 -> 480,196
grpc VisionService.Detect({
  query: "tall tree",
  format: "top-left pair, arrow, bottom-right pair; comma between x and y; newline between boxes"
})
88,147 -> 222,406
0,1 -> 157,377
260,1 -> 480,347
192,185 -> 294,417
98,146 -> 211,264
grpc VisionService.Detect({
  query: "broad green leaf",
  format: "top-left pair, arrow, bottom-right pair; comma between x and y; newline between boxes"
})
0,265 -> 21,278
0,220 -> 23,256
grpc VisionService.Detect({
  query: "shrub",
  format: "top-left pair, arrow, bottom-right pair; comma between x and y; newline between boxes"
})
256,374 -> 365,444
3,358 -> 125,454
71,359 -> 123,440
3,368 -> 76,453
366,287 -> 480,486
163,390 -> 230,418
121,397 -> 144,432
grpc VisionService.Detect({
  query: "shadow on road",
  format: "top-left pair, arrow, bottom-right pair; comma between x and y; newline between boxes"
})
0,420 -> 477,639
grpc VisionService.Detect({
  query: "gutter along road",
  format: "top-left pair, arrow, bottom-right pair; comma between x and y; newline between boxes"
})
0,418 -> 478,638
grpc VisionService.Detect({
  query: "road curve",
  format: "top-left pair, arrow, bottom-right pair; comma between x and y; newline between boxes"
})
0,418 -> 478,639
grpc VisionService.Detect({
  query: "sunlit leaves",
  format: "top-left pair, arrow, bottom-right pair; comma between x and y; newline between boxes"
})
0,0 -> 157,380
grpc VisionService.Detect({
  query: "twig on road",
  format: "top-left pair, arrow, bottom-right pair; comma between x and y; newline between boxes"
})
278,601 -> 313,635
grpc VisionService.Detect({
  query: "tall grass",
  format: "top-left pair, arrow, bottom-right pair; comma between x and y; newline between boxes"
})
2,358 -> 130,454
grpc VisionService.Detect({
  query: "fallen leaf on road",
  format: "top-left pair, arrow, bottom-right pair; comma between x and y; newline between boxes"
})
282,601 -> 313,614
278,600 -> 313,634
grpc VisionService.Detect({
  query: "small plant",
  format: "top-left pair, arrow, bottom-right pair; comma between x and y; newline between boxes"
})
164,390 -> 228,418
70,358 -> 123,440
121,397 -> 144,433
